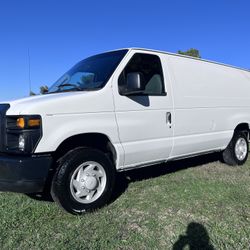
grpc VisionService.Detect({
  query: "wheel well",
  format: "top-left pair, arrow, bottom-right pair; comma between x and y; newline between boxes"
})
53,133 -> 117,166
235,123 -> 250,139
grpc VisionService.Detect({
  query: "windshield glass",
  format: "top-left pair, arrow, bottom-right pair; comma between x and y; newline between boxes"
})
48,49 -> 128,93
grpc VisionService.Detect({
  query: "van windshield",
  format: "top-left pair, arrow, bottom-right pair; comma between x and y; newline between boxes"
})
48,50 -> 128,93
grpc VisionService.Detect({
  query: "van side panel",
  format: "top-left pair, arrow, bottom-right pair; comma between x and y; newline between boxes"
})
166,55 -> 250,158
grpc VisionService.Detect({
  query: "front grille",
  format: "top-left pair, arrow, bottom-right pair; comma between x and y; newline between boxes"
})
0,104 -> 10,152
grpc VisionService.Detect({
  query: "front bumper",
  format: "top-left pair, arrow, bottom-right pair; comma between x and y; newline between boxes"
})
0,154 -> 52,193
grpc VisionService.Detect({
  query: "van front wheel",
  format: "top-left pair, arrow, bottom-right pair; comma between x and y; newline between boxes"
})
222,131 -> 249,166
51,148 -> 116,214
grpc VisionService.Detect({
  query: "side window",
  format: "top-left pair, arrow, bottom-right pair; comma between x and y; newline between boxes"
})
118,53 -> 165,95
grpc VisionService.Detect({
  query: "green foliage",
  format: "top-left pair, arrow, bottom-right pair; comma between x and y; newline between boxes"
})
40,85 -> 49,94
178,48 -> 201,58
29,85 -> 49,96
29,91 -> 36,96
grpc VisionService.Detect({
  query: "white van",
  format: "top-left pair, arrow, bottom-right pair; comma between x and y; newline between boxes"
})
0,48 -> 249,214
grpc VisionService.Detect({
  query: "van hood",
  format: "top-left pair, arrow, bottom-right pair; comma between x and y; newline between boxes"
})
3,90 -> 113,116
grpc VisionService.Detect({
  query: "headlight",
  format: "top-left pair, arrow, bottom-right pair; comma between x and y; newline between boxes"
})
5,116 -> 42,154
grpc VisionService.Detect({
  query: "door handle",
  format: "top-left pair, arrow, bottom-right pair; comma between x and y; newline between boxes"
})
166,112 -> 172,127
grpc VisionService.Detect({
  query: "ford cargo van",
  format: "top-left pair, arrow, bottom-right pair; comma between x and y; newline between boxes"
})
0,48 -> 250,214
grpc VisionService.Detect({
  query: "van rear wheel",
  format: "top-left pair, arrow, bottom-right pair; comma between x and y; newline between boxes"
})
51,147 -> 115,214
222,131 -> 249,166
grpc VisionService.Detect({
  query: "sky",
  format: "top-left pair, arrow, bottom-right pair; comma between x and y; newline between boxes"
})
0,0 -> 249,101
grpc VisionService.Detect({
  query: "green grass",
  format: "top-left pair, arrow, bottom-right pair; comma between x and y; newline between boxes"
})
0,154 -> 250,249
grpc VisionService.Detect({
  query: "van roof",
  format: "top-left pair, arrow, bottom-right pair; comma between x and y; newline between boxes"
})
120,47 -> 250,73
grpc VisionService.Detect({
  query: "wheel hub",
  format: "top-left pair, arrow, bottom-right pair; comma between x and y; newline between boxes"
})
84,175 -> 98,190
70,161 -> 107,204
235,137 -> 247,161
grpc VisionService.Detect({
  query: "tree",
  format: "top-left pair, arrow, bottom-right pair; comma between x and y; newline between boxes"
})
177,48 -> 201,58
40,85 -> 49,94
29,85 -> 49,96
29,91 -> 36,96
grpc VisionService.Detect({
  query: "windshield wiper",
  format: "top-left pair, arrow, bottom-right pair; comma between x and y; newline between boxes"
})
47,84 -> 101,94
58,83 -> 82,91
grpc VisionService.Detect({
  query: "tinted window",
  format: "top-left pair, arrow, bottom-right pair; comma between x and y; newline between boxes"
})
118,53 -> 165,95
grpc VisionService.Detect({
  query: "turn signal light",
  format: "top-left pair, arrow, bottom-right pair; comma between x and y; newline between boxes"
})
16,117 -> 41,129
16,118 -> 25,129
28,119 -> 41,127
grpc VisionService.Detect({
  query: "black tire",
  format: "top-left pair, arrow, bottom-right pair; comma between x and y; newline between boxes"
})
51,147 -> 116,215
222,131 -> 249,166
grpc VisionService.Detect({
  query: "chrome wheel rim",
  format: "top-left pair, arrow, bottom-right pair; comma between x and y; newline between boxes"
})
70,161 -> 107,204
235,138 -> 247,161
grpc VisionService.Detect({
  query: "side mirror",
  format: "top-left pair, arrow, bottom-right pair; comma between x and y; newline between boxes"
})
123,72 -> 145,95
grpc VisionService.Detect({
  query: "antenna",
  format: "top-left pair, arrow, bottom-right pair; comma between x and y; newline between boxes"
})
28,48 -> 31,94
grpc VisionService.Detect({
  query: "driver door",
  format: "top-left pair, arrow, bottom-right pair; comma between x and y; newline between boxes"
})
112,51 -> 174,169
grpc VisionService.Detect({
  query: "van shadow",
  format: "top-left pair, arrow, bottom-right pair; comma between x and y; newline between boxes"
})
128,95 -> 150,107
173,222 -> 215,250
111,152 -> 221,202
